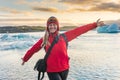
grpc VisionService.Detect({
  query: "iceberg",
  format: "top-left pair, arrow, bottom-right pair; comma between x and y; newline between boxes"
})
0,33 -> 40,50
97,23 -> 120,33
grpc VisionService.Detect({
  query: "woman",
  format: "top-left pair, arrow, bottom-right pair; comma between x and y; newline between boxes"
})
21,16 -> 104,80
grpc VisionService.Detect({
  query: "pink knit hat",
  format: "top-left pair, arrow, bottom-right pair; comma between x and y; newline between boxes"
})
46,16 -> 59,32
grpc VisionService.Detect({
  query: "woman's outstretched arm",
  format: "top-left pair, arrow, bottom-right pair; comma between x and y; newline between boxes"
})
21,38 -> 43,65
64,19 -> 104,42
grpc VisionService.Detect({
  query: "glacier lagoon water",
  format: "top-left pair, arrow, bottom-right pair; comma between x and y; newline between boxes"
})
0,31 -> 120,80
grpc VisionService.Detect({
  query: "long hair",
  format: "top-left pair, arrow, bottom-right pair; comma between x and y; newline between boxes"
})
41,30 -> 50,47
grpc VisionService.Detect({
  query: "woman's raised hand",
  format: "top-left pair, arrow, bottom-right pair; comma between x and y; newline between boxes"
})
96,18 -> 105,27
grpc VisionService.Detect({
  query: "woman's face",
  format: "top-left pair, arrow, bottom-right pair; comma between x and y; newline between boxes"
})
48,23 -> 57,33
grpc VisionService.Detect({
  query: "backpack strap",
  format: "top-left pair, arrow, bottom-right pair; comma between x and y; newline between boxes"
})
38,71 -> 45,80
44,35 -> 59,61
60,34 -> 70,60
38,72 -> 40,80
60,33 -> 68,49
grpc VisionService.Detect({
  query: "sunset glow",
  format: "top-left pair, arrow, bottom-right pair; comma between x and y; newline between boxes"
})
0,0 -> 120,26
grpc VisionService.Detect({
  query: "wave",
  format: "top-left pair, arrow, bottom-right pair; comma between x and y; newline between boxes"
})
1,31 -> 118,51
0,33 -> 40,51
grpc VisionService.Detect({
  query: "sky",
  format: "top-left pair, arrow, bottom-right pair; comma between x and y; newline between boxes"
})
0,0 -> 120,26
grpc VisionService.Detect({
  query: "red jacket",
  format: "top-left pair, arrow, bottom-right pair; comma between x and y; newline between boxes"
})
23,22 -> 97,72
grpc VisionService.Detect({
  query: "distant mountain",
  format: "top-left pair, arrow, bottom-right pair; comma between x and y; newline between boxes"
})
0,26 -> 45,33
0,25 -> 77,33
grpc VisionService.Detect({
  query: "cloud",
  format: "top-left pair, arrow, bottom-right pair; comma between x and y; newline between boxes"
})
59,0 -> 120,12
0,14 -> 15,17
0,7 -> 21,14
0,7 -> 33,16
33,7 -> 58,12
16,0 -> 40,7
0,18 -> 45,21
59,0 -> 101,5
90,2 -> 120,12
16,0 -> 66,13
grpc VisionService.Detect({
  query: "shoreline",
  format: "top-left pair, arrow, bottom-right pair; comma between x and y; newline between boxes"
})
0,26 -> 76,33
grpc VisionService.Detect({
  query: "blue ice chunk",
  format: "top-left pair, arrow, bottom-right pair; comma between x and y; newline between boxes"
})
97,23 -> 119,33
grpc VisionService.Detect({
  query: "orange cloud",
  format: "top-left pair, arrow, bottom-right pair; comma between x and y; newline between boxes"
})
89,2 -> 120,12
59,0 -> 101,5
60,0 -> 120,12
0,18 -> 45,21
33,7 -> 58,12
0,7 -> 20,14
0,7 -> 33,16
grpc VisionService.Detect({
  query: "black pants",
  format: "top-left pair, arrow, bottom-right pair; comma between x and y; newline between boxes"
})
47,69 -> 69,80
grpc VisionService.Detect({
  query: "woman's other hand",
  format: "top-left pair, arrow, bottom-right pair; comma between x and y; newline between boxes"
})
21,58 -> 25,65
